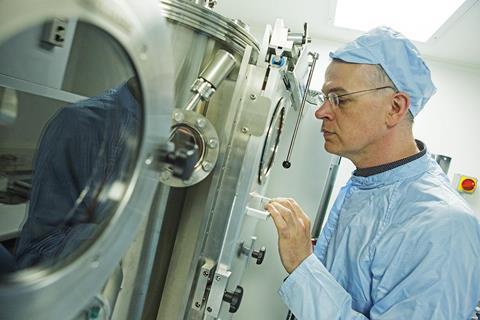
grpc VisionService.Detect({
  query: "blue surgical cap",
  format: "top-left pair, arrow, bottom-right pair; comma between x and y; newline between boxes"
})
329,26 -> 436,117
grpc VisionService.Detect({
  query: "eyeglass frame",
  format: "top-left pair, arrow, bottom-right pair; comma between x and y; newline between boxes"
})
318,85 -> 398,108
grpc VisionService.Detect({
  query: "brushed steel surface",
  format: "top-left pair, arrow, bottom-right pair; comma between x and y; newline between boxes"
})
155,46 -> 254,320
0,1 -> 175,320
160,0 -> 259,56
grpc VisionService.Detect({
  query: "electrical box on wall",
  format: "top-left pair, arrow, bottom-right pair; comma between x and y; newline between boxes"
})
452,173 -> 480,219
454,174 -> 477,194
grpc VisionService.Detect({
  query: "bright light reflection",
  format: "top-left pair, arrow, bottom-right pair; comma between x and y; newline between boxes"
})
334,0 -> 466,42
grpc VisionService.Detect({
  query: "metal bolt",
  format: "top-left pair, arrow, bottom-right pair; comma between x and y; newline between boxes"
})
250,93 -> 257,100
202,161 -> 213,172
195,118 -> 206,129
207,0 -> 217,8
215,275 -> 221,281
241,127 -> 249,134
139,45 -> 148,60
183,177 -> 193,185
207,307 -> 213,313
173,111 -> 184,122
207,138 -> 218,149
91,255 -> 100,269
145,155 -> 153,165
160,169 -> 171,181
202,270 -> 209,277
195,302 -> 201,308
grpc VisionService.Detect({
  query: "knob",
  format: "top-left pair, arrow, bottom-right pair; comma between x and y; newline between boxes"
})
223,285 -> 243,313
282,160 -> 291,168
158,132 -> 199,180
251,246 -> 266,265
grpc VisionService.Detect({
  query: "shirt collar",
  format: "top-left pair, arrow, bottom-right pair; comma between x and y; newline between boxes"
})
350,140 -> 432,188
354,140 -> 426,177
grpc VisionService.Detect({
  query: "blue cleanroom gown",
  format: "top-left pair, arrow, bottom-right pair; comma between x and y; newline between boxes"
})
280,143 -> 480,319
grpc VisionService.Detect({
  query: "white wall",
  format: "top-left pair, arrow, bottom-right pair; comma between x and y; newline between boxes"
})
327,53 -> 480,218
415,60 -> 480,179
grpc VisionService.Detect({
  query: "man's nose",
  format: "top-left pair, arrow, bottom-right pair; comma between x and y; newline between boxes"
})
314,101 -> 333,120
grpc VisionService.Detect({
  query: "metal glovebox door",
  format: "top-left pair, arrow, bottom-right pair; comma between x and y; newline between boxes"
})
0,0 -> 176,319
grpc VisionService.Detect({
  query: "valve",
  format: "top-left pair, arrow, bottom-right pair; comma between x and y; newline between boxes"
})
184,49 -> 237,111
155,139 -> 198,181
240,241 -> 267,265
251,246 -> 266,265
222,285 -> 243,313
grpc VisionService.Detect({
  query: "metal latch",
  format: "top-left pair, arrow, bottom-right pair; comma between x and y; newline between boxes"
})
191,259 -> 216,311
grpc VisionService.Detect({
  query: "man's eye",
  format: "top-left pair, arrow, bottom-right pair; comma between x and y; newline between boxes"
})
337,98 -> 348,106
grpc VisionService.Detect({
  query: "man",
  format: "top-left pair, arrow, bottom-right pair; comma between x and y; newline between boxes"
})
266,26 -> 480,319
15,78 -> 140,269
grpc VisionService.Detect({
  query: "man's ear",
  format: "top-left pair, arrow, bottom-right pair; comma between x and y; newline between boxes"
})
386,92 -> 410,127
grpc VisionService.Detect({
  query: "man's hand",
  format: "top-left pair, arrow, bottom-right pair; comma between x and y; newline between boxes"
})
265,198 -> 313,273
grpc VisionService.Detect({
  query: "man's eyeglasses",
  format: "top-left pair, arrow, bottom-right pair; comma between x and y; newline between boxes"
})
317,86 -> 397,108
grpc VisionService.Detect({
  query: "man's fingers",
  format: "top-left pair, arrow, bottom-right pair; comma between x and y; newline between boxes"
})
265,203 -> 287,231
269,201 -> 297,227
276,198 -> 311,233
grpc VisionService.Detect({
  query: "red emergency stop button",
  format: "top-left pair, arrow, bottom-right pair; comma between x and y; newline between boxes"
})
462,179 -> 476,191
457,175 -> 478,193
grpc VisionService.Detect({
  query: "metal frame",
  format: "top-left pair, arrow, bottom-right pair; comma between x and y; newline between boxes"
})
0,0 -> 174,319
0,73 -> 87,104
159,0 -> 260,56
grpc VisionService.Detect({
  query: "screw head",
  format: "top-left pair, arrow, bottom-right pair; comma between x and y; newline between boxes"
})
215,275 -> 221,281
241,127 -> 249,134
183,177 -> 193,185
250,93 -> 257,100
195,118 -> 206,129
202,270 -> 209,277
208,0 -> 217,8
202,161 -> 213,172
207,138 -> 218,149
195,302 -> 201,308
173,111 -> 184,122
207,307 -> 213,312
145,155 -> 153,165
91,255 -> 100,268
160,169 -> 171,181
139,45 -> 148,60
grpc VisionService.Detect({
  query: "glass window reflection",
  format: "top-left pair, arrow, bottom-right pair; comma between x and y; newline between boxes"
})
0,20 -> 141,272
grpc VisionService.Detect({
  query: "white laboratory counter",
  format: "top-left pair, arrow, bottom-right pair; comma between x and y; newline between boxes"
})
0,203 -> 27,241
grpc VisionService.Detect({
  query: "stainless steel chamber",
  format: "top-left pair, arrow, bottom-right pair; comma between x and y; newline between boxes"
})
0,0 -> 176,319
114,2 -> 317,319
0,0 -> 327,319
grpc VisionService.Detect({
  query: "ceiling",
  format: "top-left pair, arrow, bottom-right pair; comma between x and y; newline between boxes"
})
215,0 -> 480,69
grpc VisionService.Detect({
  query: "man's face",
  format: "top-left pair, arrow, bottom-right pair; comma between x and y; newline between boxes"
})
315,62 -> 392,162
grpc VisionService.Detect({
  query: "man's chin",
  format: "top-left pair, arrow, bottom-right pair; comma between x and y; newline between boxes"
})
324,142 -> 345,157
324,141 -> 337,153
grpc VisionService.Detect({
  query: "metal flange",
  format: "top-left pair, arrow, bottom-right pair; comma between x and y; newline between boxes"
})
160,109 -> 219,187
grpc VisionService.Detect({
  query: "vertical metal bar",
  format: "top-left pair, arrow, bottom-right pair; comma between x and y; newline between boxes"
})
282,52 -> 319,168
311,155 -> 341,238
126,183 -> 171,320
